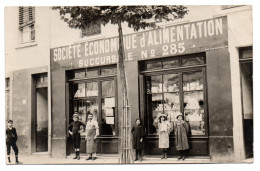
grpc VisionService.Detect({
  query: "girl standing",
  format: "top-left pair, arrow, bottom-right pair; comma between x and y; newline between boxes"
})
158,114 -> 171,159
131,118 -> 145,162
175,113 -> 189,160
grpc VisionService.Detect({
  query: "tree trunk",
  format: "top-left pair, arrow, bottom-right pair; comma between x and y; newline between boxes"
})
117,20 -> 133,163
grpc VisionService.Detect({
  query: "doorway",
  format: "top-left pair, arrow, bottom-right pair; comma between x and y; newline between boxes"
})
240,61 -> 253,158
32,73 -> 48,153
36,87 -> 48,152
239,47 -> 253,158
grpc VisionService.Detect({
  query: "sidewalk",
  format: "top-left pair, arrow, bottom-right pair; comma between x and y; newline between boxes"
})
5,154 -> 253,165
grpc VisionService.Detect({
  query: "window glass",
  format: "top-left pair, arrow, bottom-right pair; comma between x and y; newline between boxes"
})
146,61 -> 162,70
101,98 -> 116,136
182,56 -> 205,66
149,93 -> 164,134
86,68 -> 99,77
163,74 -> 179,92
86,82 -> 98,97
147,75 -> 163,93
74,83 -> 86,98
101,67 -> 117,76
162,60 -> 179,68
183,71 -> 205,135
74,70 -> 85,79
240,49 -> 253,59
102,80 -> 115,97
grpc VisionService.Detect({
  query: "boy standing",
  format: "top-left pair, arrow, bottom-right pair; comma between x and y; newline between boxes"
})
6,120 -> 19,164
68,113 -> 85,160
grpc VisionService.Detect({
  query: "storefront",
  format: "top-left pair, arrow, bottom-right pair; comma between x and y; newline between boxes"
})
50,16 -> 233,158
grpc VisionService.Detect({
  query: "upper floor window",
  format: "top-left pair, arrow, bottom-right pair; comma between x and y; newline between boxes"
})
19,7 -> 35,43
81,22 -> 101,38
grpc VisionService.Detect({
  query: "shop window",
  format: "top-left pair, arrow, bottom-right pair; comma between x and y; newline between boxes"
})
102,80 -> 115,97
162,59 -> 179,68
74,83 -> 86,98
19,7 -> 35,44
101,67 -> 117,76
86,82 -> 98,97
74,70 -> 86,79
101,80 -> 116,136
183,71 -> 205,135
70,65 -> 117,137
86,68 -> 99,77
146,61 -> 162,70
142,54 -> 207,136
72,65 -> 117,79
181,56 -> 205,67
81,22 -> 101,38
146,73 -> 181,134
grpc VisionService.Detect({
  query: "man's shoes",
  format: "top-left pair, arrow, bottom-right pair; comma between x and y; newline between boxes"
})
77,155 -> 80,160
8,157 -> 11,163
182,156 -> 186,160
92,157 -> 96,161
134,158 -> 138,161
86,157 -> 92,160
177,156 -> 182,160
73,156 -> 78,159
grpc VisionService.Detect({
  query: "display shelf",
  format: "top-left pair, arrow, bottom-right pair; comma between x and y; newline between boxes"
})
183,89 -> 203,92
147,91 -> 179,94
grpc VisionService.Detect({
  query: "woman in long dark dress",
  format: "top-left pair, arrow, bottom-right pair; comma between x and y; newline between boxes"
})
131,118 -> 145,162
174,113 -> 189,160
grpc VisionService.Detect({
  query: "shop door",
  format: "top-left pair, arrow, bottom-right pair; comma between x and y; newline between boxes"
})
240,61 -> 253,158
36,87 -> 48,152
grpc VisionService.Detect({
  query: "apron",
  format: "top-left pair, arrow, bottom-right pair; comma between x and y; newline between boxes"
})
86,121 -> 97,153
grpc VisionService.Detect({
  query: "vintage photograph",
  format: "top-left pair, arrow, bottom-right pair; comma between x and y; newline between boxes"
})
4,5 -> 253,164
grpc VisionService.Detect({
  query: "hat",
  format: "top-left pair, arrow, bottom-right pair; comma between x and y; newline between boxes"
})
176,112 -> 184,119
72,114 -> 79,118
8,120 -> 13,123
158,113 -> 167,120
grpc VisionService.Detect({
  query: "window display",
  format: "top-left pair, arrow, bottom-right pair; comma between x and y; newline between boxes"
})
144,55 -> 206,136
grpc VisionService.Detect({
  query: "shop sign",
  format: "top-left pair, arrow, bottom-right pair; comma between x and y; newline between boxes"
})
51,16 -> 227,70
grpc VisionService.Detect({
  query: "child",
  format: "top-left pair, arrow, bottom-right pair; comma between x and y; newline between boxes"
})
158,114 -> 171,159
85,113 -> 99,160
131,118 -> 145,162
6,120 -> 19,164
68,113 -> 85,160
174,113 -> 189,160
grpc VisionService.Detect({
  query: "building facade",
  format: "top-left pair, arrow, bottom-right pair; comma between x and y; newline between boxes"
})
5,5 -> 253,162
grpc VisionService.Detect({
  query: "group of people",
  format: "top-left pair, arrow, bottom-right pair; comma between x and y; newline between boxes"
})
6,112 -> 189,163
68,113 -> 99,161
132,112 -> 189,161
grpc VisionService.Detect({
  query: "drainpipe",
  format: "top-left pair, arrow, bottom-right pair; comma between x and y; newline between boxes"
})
47,7 -> 52,157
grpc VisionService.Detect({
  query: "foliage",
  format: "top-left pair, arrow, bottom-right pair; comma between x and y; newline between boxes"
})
52,6 -> 188,30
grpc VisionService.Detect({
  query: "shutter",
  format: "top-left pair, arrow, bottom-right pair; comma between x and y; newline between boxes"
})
19,6 -> 35,28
